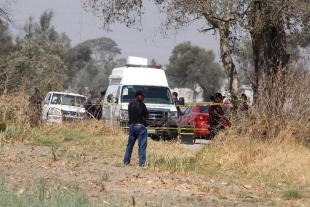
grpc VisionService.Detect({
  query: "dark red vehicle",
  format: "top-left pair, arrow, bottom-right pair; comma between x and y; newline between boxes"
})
178,102 -> 231,139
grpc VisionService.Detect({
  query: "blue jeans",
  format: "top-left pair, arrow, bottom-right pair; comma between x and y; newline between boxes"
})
124,123 -> 148,166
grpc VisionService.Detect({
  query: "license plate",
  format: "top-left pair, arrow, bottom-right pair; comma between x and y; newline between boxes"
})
147,129 -> 156,134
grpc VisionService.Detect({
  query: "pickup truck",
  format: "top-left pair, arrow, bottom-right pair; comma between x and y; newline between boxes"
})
42,91 -> 87,123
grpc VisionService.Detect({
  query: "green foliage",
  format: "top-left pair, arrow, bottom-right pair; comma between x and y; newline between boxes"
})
282,188 -> 302,200
0,176 -> 106,207
81,37 -> 121,61
232,38 -> 254,85
64,37 -> 126,94
0,34 -> 67,95
3,125 -> 17,141
63,37 -> 124,94
21,10 -> 60,43
35,137 -> 60,147
166,41 -> 225,100
101,171 -> 109,181
0,21 -> 13,49
149,152 -> 200,173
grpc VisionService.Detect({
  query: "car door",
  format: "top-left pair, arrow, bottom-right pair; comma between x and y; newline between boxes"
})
187,106 -> 197,125
103,85 -> 119,124
179,106 -> 193,126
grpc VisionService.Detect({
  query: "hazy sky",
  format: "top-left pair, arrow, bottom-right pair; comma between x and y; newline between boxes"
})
9,0 -> 221,66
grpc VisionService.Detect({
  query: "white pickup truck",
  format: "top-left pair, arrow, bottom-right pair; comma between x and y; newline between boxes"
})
42,91 -> 87,123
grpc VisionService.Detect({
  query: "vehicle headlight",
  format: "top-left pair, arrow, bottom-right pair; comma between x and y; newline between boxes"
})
170,111 -> 178,120
120,109 -> 129,121
49,108 -> 62,116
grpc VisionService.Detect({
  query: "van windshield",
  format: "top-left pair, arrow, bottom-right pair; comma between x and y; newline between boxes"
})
121,85 -> 174,104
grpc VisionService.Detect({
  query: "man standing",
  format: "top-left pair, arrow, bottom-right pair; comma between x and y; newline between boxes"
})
208,92 -> 230,139
172,92 -> 182,120
124,90 -> 149,167
84,90 -> 96,118
240,93 -> 249,111
95,90 -> 106,120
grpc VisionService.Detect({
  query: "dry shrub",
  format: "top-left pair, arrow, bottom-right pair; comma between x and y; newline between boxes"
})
198,127 -> 310,185
197,67 -> 310,187
60,120 -> 125,137
0,92 -> 31,125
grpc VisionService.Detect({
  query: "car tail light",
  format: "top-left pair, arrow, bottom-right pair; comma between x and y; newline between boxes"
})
198,115 -> 203,120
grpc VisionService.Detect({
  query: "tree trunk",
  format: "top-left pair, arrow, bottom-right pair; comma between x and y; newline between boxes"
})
203,15 -> 240,97
217,22 -> 240,97
250,2 -> 290,114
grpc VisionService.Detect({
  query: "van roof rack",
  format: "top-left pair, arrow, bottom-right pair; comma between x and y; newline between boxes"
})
125,64 -> 162,69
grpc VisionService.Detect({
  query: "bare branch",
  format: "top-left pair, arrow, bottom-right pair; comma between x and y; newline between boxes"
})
0,6 -> 16,28
200,27 -> 215,32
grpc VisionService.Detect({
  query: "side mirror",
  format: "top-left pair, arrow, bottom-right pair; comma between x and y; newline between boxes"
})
107,94 -> 113,103
179,97 -> 185,105
44,100 -> 49,104
114,97 -> 119,103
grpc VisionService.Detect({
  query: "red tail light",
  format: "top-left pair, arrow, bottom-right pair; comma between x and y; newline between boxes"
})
198,115 -> 203,120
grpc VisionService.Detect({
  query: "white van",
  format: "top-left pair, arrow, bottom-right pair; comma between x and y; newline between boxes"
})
102,56 -> 183,139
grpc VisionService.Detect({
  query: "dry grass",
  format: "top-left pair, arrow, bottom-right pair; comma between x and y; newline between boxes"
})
0,119 -> 195,170
2,68 -> 310,205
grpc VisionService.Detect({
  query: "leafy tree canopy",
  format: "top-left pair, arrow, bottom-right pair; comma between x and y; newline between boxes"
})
64,37 -> 123,94
0,34 -> 67,95
166,41 -> 225,101
81,37 -> 121,61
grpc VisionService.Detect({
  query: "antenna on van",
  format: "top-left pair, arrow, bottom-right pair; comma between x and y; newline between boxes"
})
126,64 -> 162,69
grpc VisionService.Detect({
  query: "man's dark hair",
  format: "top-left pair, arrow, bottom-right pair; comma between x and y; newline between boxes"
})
101,90 -> 106,95
135,90 -> 144,98
88,90 -> 94,95
172,92 -> 178,97
210,92 -> 224,102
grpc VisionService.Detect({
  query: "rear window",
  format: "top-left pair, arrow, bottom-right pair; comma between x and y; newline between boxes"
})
199,106 -> 210,113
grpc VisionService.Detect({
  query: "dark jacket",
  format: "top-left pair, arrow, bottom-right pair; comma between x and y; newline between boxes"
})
173,98 -> 182,118
208,104 -> 225,126
84,96 -> 96,116
128,98 -> 148,125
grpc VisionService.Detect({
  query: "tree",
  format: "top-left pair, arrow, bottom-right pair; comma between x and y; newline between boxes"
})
233,31 -> 310,86
64,37 -> 123,94
19,10 -> 68,45
84,0 -> 310,111
0,34 -> 67,95
82,37 -> 121,61
0,1 -> 16,27
166,42 -> 225,100
83,0 -> 241,97
58,32 -> 71,51
0,20 -> 12,49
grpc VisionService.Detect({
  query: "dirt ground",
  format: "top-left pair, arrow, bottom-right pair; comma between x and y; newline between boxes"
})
0,141 -> 267,207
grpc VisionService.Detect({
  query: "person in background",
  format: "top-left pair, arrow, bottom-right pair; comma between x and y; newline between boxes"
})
240,93 -> 249,111
95,90 -> 106,120
172,92 -> 182,119
84,90 -> 96,118
208,92 -> 230,139
100,90 -> 106,100
124,90 -> 149,167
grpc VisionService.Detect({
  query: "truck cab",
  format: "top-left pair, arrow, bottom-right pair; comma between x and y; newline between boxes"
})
102,56 -> 184,139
